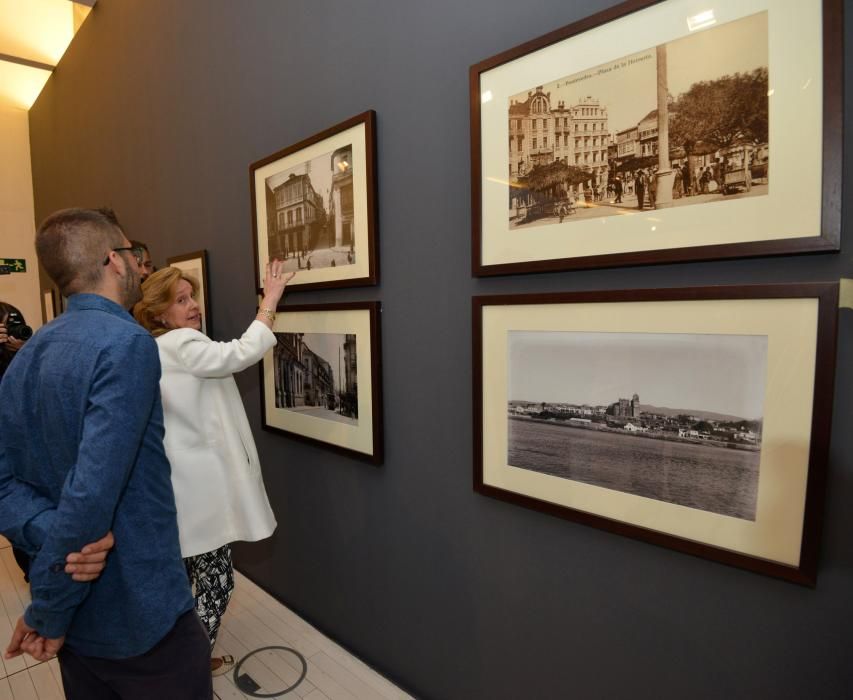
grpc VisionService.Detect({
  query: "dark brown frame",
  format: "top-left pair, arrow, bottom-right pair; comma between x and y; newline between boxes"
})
470,0 -> 842,276
167,249 -> 212,337
473,283 -> 838,585
250,110 -> 379,292
260,301 -> 383,465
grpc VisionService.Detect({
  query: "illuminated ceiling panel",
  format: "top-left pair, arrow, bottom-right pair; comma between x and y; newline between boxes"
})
0,59 -> 51,111
0,0 -> 74,66
0,0 -> 93,110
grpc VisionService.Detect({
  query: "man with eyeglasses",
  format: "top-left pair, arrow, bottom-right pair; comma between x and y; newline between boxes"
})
0,208 -> 211,698
91,208 -> 156,283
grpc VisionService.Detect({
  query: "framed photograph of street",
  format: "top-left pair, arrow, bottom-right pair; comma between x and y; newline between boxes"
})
470,0 -> 842,275
473,283 -> 838,584
261,301 -> 383,464
250,111 -> 378,292
167,250 -> 212,337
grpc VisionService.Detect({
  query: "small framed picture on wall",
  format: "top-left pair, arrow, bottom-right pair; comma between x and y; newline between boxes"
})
42,289 -> 55,323
250,111 -> 378,293
260,301 -> 383,464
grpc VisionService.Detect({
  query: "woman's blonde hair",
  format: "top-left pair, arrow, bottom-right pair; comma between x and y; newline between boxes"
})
133,267 -> 199,337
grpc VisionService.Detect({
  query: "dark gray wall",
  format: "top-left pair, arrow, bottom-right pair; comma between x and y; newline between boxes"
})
28,1 -> 853,698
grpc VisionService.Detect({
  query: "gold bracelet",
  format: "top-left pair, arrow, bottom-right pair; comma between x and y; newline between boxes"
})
258,307 -> 276,322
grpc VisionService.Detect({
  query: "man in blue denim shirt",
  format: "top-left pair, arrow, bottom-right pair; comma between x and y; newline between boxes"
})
0,209 -> 211,698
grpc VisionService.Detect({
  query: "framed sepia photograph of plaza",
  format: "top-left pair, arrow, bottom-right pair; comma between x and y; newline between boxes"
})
260,301 -> 383,464
470,0 -> 842,275
473,284 -> 838,584
167,250 -> 212,337
250,111 -> 378,292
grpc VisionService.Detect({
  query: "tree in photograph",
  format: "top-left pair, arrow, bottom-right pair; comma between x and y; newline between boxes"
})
669,67 -> 769,155
527,160 -> 589,201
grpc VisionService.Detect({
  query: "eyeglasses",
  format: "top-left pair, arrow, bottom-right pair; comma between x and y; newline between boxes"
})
103,247 -> 143,266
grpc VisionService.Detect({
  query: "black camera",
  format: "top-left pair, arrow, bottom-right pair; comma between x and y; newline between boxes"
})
5,311 -> 32,341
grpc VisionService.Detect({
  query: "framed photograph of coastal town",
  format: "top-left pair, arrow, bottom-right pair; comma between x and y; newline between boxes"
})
470,0 -> 841,275
260,301 -> 383,464
167,250 -> 212,337
250,111 -> 378,292
473,283 -> 838,584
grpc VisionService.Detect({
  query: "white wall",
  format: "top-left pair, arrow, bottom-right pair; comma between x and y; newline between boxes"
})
0,103 -> 41,330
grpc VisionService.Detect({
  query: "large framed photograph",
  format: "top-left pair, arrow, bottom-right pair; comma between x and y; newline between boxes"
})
470,0 -> 841,275
167,250 -> 212,336
261,301 -> 383,464
250,111 -> 378,292
473,284 -> 838,584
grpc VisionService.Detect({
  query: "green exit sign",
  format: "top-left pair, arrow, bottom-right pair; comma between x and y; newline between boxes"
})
0,259 -> 26,273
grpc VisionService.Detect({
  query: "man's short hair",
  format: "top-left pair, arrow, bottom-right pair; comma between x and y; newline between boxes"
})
129,239 -> 149,254
96,207 -> 124,231
36,208 -> 126,297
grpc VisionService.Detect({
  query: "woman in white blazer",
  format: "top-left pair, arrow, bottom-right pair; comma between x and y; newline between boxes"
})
134,259 -> 292,675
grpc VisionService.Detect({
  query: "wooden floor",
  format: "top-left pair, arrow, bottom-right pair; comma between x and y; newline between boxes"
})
0,538 -> 411,700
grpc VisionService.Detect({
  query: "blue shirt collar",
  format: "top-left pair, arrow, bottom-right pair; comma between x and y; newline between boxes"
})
67,293 -> 132,319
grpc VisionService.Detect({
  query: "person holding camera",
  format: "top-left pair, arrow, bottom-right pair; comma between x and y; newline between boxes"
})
1,303 -> 34,580
0,302 -> 31,379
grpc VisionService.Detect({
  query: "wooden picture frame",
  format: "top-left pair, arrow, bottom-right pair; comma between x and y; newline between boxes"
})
261,301 -> 383,465
42,289 -> 55,323
470,0 -> 841,275
250,111 -> 379,292
473,283 -> 838,584
167,250 -> 212,337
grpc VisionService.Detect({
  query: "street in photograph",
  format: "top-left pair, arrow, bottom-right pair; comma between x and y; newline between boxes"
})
507,330 -> 768,520
273,332 -> 358,425
263,144 -> 356,271
508,11 -> 768,227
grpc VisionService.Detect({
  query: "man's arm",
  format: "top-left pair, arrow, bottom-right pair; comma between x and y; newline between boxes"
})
2,532 -> 114,662
0,445 -> 115,582
24,334 -> 162,639
0,444 -> 59,557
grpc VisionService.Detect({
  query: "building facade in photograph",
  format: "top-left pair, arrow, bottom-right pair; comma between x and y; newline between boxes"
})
610,111 -> 663,176
608,393 -> 641,419
302,347 -> 335,409
269,173 -> 326,260
340,334 -> 357,418
273,332 -> 307,409
331,146 -> 354,249
508,87 -> 609,186
637,109 -> 659,158
274,333 -> 340,411
615,125 -> 639,160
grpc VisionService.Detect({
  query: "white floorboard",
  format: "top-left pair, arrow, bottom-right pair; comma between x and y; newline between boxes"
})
0,537 -> 411,700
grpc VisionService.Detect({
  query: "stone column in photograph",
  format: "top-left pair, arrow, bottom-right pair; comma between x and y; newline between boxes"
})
655,44 -> 674,209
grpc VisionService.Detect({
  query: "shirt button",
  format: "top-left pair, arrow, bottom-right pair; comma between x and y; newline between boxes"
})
49,562 -> 64,574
